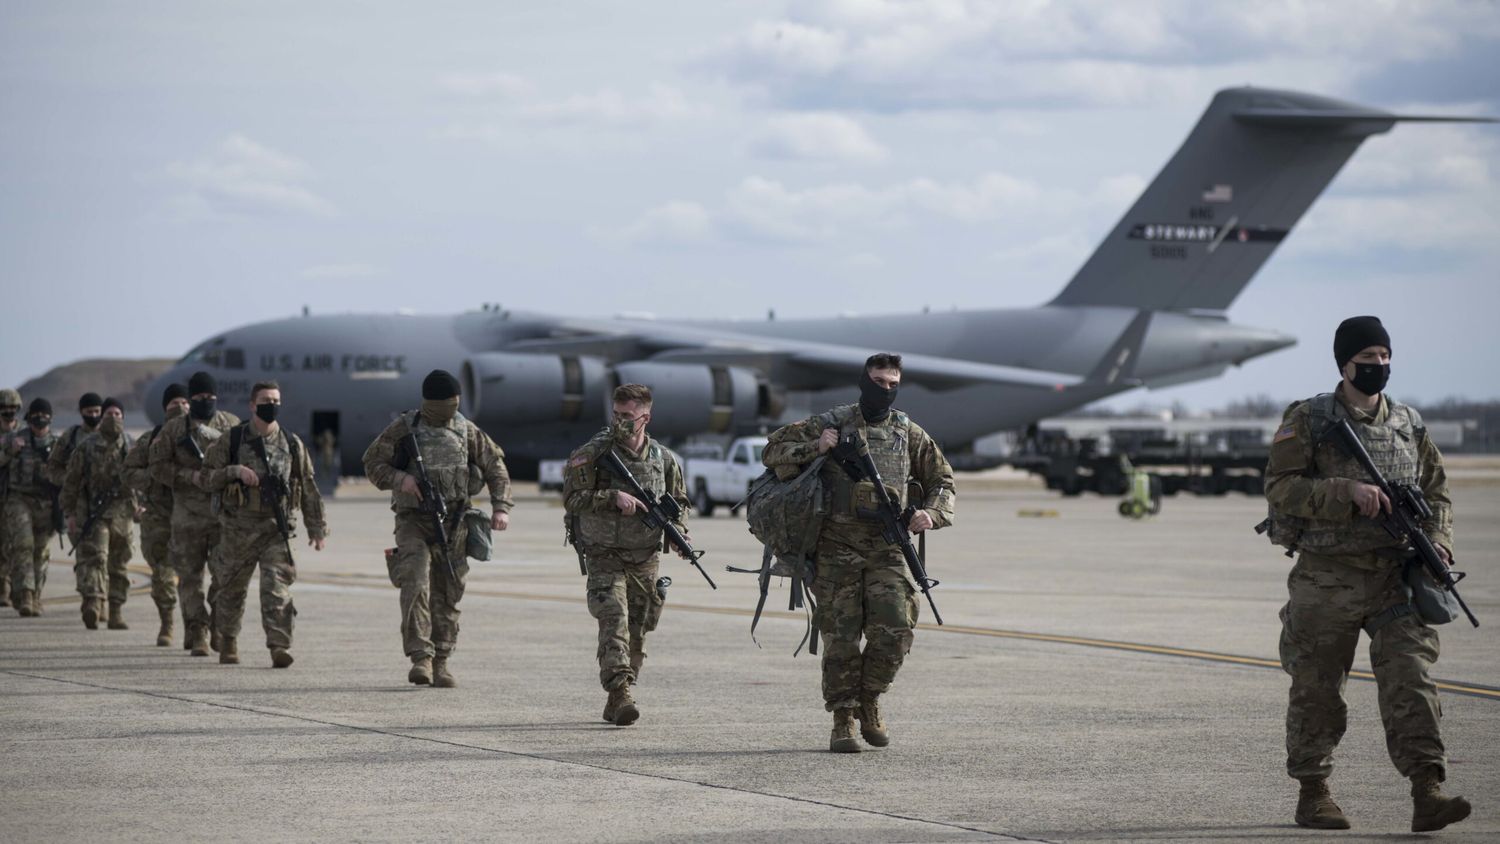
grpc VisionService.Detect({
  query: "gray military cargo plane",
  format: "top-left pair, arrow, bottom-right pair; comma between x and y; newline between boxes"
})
146,87 -> 1493,477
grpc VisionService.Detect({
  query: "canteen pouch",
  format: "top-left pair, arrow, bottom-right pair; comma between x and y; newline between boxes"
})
463,508 -> 493,562
1404,556 -> 1461,626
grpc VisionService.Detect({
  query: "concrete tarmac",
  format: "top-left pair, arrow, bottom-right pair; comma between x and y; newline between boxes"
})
3,478 -> 1496,842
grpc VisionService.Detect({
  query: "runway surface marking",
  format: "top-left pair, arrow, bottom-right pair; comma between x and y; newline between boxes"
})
0,668 -> 1045,843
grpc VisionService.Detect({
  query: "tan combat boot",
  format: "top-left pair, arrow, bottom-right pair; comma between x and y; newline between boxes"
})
408,656 -> 433,685
830,708 -> 862,753
82,596 -> 100,630
270,649 -> 294,669
108,601 -> 128,630
0,579 -> 11,608
608,685 -> 640,726
16,590 -> 35,617
188,625 -> 211,657
857,695 -> 889,747
1411,771 -> 1471,832
432,657 -> 456,688
210,628 -> 222,654
218,636 -> 239,665
156,609 -> 174,647
1295,776 -> 1350,829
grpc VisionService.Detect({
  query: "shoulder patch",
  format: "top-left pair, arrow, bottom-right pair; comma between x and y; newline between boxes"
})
1273,425 -> 1297,443
568,453 -> 591,468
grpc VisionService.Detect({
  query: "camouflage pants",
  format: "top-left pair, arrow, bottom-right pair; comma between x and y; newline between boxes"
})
1280,552 -> 1445,780
214,520 -> 296,650
169,505 -> 222,635
584,552 -> 664,690
391,512 -> 468,660
4,494 -> 55,597
810,536 -> 919,711
73,509 -> 133,604
139,513 -> 177,613
0,517 -> 10,605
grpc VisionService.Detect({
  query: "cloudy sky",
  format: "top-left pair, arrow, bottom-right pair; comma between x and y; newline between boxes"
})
3,1 -> 1497,411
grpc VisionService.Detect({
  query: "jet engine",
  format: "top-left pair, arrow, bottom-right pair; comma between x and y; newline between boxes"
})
461,353 -> 609,427
610,362 -> 763,437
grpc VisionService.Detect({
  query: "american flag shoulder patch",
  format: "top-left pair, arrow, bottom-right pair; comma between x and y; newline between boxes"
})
568,453 -> 590,467
1273,425 -> 1297,443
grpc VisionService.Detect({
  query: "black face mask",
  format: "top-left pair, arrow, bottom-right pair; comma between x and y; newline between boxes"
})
858,370 -> 899,423
0,410 -> 15,421
81,413 -> 101,430
1349,362 -> 1390,396
29,415 -> 50,430
189,397 -> 216,421
255,403 -> 280,424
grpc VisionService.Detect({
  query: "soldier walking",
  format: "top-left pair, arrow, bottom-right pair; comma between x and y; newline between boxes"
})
1266,316 -> 1471,832
361,370 -> 511,688
563,384 -> 690,726
44,392 -> 104,493
0,387 -> 21,609
124,383 -> 189,645
203,381 -> 326,668
149,371 -> 240,656
1,399 -> 60,617
762,354 -> 955,752
61,397 -> 136,630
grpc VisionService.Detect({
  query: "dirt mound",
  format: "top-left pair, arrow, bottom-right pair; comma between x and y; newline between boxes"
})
14,358 -> 176,415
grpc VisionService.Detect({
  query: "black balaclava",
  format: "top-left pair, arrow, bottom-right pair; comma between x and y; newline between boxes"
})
1334,316 -> 1392,396
858,369 -> 898,423
187,371 -> 218,420
79,392 -> 103,430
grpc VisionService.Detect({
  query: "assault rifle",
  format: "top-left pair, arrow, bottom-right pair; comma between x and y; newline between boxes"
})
180,429 -> 206,463
68,479 -> 122,557
1330,418 -> 1478,627
402,430 -> 458,583
831,430 -> 943,625
600,448 -> 716,589
248,433 -> 296,566
35,439 -> 65,546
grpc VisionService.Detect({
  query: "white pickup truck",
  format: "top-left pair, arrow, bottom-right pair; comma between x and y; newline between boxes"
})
682,436 -> 769,517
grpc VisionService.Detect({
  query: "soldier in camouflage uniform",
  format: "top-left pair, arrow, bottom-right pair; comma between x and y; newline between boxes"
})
203,381 -> 327,668
1,399 -> 60,617
563,383 -> 690,727
763,353 -> 956,753
1266,316 -> 1470,833
61,398 -> 135,630
124,383 -> 189,645
0,387 -> 21,609
149,371 -> 240,656
44,392 -> 103,492
361,370 -> 512,688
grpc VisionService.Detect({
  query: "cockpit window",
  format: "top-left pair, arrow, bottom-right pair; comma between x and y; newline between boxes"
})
224,348 -> 245,370
177,337 -> 227,366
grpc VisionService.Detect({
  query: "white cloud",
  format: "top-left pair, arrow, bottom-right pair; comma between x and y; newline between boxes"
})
610,201 -> 716,246
713,0 -> 1500,111
300,263 -> 383,280
749,113 -> 887,162
165,135 -> 335,219
437,79 -> 705,142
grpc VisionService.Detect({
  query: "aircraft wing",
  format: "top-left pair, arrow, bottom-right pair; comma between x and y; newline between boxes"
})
507,319 -> 1081,391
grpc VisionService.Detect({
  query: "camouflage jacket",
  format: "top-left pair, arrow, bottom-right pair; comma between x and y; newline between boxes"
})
123,424 -> 172,520
360,410 -> 513,515
204,423 -> 328,540
563,429 -> 688,556
763,404 -> 956,542
61,431 -> 136,524
1265,383 -> 1451,568
45,423 -> 96,488
147,410 -> 241,514
0,428 -> 60,499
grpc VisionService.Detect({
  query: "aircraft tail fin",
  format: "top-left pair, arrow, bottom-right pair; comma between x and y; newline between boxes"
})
1049,88 -> 1493,312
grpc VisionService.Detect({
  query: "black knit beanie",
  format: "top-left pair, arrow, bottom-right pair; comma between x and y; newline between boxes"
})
78,392 -> 103,410
188,371 -> 217,396
162,383 -> 189,408
422,370 -> 461,400
1334,316 -> 1391,368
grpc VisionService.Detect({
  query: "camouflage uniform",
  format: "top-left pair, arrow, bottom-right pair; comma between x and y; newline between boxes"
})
149,409 -> 240,646
1266,384 -> 1452,782
0,392 -> 20,608
563,430 -> 685,690
204,423 -> 326,653
61,431 -> 135,608
0,428 -> 60,604
124,426 -> 177,617
362,410 -> 511,663
763,404 -> 956,712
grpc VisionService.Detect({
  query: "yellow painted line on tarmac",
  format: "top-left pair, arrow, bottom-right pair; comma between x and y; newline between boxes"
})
287,569 -> 1500,703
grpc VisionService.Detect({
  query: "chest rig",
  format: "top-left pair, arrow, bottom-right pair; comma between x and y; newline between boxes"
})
223,424 -> 303,517
81,434 -> 130,502
11,430 -> 58,496
575,436 -> 669,553
391,411 -> 471,512
1285,393 -> 1422,556
822,405 -> 912,525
